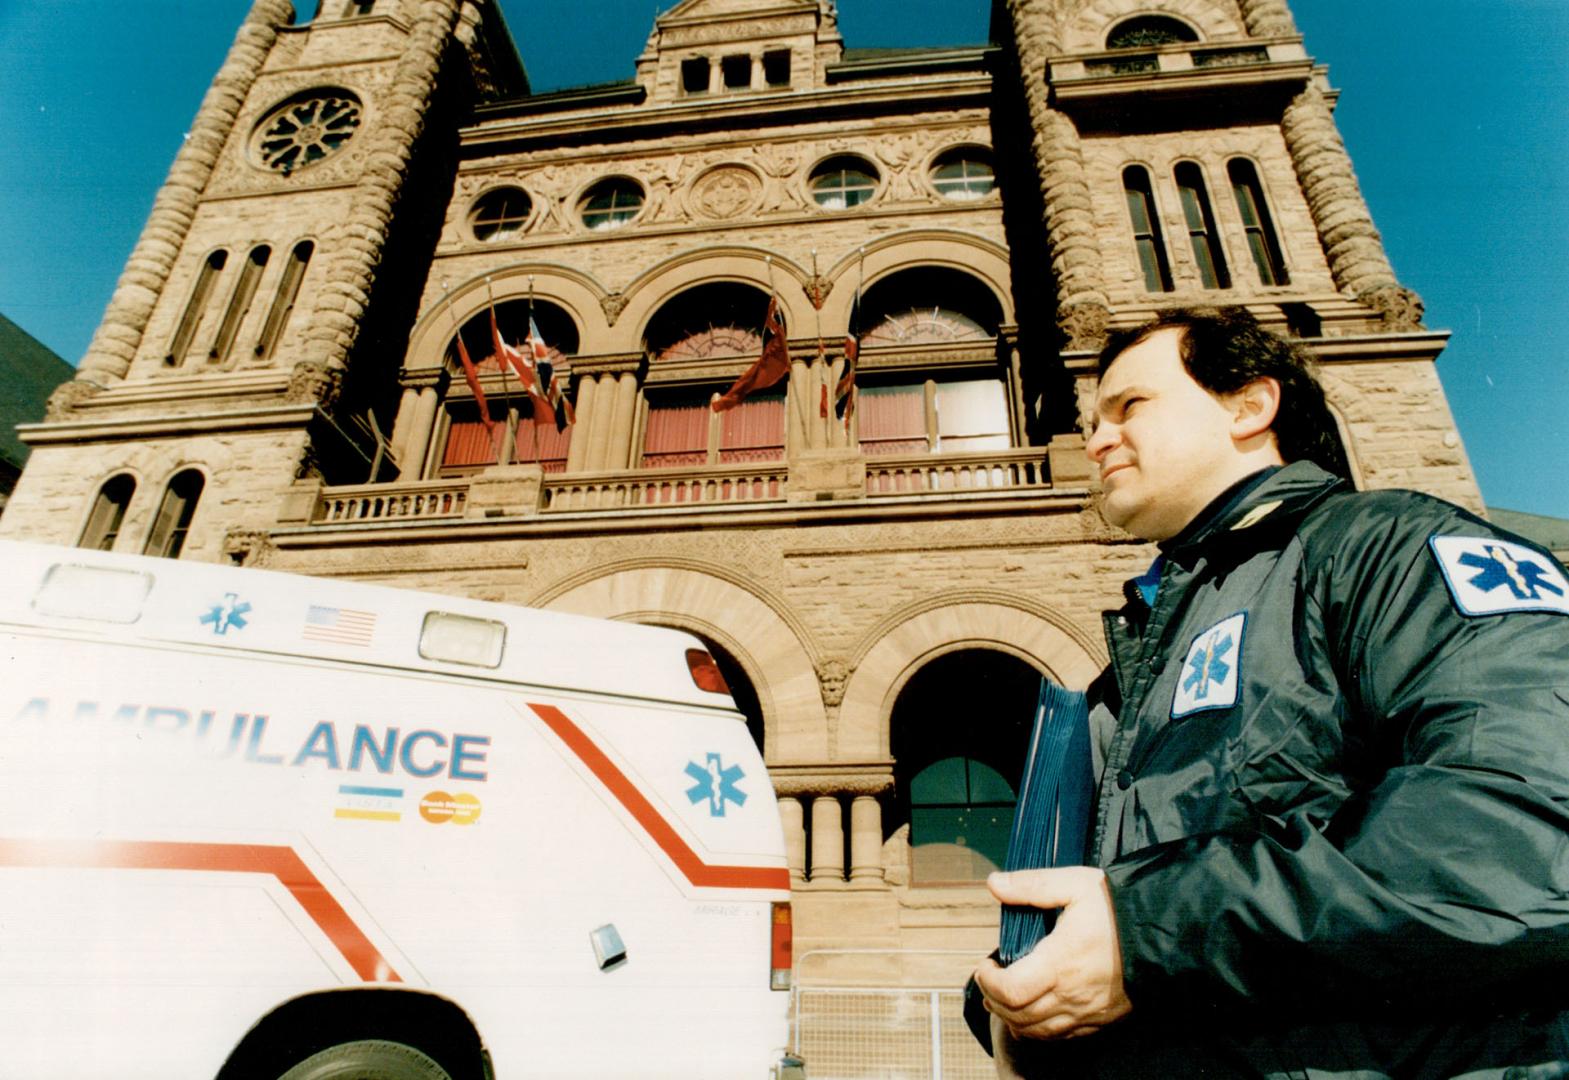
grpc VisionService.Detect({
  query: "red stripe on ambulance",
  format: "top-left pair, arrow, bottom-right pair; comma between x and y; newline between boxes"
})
0,838 -> 401,983
527,702 -> 791,891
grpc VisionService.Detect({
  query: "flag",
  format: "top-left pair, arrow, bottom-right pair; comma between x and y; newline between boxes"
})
833,287 -> 861,422
490,302 -> 556,426
713,295 -> 789,413
527,316 -> 575,432
453,331 -> 496,434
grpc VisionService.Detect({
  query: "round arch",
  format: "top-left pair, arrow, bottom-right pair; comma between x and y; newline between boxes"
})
535,564 -> 828,761
617,248 -> 815,353
838,598 -> 1104,760
817,231 -> 1014,330
403,263 -> 611,372
1061,0 -> 1243,54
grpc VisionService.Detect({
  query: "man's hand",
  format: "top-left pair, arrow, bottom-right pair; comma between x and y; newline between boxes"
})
972,867 -> 1132,1041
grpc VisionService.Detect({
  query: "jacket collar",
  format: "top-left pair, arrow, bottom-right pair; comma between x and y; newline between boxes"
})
1160,460 -> 1348,565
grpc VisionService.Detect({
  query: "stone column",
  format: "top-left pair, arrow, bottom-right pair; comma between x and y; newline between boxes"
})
605,371 -> 640,470
787,355 -> 811,456
564,374 -> 597,471
66,0 -> 293,395
1281,83 -> 1423,329
1236,0 -> 1298,36
809,795 -> 845,886
779,796 -> 807,885
585,373 -> 618,470
848,795 -> 885,888
401,386 -> 442,479
1001,0 -> 1110,350
389,384 -> 421,465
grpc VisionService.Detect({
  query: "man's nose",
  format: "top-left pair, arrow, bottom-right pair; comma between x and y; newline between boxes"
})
1086,421 -> 1116,462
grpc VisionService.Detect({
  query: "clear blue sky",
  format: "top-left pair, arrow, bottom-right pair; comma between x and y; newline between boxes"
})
0,1 -> 1564,517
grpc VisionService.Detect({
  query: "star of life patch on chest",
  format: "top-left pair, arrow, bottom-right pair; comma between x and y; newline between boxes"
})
1171,611 -> 1247,719
1429,535 -> 1569,616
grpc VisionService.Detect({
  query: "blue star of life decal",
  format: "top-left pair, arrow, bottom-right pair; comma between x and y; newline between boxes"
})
1172,612 -> 1247,719
1429,535 -> 1569,617
200,592 -> 252,635
685,752 -> 747,817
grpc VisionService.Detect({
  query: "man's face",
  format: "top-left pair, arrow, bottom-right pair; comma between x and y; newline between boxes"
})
1086,327 -> 1254,541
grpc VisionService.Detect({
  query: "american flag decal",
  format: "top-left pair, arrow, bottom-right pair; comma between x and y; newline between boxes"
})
303,604 -> 377,646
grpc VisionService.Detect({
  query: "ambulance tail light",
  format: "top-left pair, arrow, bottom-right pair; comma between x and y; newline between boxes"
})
770,901 -> 793,991
686,648 -> 730,695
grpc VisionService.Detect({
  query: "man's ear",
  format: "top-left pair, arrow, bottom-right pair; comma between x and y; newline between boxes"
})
1229,377 -> 1281,443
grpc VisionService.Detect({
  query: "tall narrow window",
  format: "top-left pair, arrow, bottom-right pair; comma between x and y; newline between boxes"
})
717,391 -> 784,463
166,250 -> 228,366
763,49 -> 791,88
1173,163 -> 1229,289
79,475 -> 136,551
211,245 -> 271,364
255,241 -> 313,361
143,470 -> 205,559
1122,167 -> 1172,293
641,390 -> 712,468
1228,159 -> 1290,286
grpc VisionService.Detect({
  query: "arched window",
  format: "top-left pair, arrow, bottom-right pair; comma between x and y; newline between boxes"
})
211,245 -> 271,364
79,474 -> 136,551
930,148 -> 996,201
890,650 -> 1042,882
1123,166 -> 1173,293
1106,15 -> 1199,49
1173,163 -> 1229,289
579,179 -> 645,231
469,187 -> 532,242
1228,159 -> 1290,286
809,156 -> 879,210
143,470 -> 205,559
166,249 -> 228,366
255,241 -> 313,362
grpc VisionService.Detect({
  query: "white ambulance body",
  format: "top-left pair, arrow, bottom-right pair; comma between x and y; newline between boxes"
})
0,540 -> 797,1079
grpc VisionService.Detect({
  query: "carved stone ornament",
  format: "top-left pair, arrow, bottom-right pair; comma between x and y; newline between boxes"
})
688,164 -> 764,222
223,529 -> 278,568
1359,284 -> 1425,332
45,379 -> 104,420
816,658 -> 850,707
286,360 -> 344,408
1058,300 -> 1111,351
806,274 -> 833,311
600,292 -> 629,326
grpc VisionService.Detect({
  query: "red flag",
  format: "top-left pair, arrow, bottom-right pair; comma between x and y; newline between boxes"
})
834,288 -> 861,423
714,296 -> 789,413
490,302 -> 556,427
454,331 -> 496,434
528,316 -> 575,432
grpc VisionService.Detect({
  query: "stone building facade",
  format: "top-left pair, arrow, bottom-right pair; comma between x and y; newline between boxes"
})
2,0 -> 1475,997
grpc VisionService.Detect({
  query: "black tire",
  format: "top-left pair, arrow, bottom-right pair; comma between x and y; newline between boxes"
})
277,1039 -> 454,1080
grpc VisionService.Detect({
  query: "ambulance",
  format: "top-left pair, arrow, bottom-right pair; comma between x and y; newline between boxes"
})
0,540 -> 801,1079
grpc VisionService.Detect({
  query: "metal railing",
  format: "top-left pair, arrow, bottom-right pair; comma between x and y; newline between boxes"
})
542,461 -> 788,511
863,447 -> 1050,497
792,950 -> 993,1080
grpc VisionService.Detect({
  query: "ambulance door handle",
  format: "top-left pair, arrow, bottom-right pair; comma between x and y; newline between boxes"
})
590,923 -> 627,971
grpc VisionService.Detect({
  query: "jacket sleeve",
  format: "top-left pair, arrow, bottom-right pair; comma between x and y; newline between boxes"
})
1105,497 -> 1569,1019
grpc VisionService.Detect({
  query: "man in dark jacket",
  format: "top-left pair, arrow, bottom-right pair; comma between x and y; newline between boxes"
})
972,308 -> 1569,1078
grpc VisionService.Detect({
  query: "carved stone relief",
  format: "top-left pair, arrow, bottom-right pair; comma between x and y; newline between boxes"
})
687,164 -> 765,221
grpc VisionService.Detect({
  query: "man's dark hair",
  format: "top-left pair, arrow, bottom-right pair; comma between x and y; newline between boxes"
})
1097,306 -> 1351,478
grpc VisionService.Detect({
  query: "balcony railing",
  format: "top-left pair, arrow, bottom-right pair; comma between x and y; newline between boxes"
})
314,479 -> 469,523
542,461 -> 788,511
864,447 -> 1050,496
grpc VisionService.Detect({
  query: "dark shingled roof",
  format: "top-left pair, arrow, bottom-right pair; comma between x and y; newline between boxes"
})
0,313 -> 75,472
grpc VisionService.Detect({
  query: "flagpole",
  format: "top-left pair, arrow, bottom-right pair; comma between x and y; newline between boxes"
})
485,276 -> 518,465
527,274 -> 541,465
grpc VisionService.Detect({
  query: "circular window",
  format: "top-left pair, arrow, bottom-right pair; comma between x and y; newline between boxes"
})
809,156 -> 878,210
931,149 -> 995,201
579,178 -> 645,231
254,90 -> 363,174
469,187 -> 532,241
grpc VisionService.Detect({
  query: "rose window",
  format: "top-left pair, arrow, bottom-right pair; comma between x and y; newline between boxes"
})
255,92 -> 363,174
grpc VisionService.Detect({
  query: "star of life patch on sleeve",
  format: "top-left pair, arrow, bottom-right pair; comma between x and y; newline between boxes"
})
1172,611 -> 1247,719
1429,535 -> 1569,616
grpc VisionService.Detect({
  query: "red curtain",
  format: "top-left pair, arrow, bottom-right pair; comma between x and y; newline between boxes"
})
718,393 -> 784,464
642,394 -> 709,468
441,404 -> 571,473
858,384 -> 927,456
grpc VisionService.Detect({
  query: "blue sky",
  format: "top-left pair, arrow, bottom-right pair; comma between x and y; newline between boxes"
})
0,1 -> 1564,517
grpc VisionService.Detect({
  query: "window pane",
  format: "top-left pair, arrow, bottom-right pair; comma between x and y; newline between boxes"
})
718,392 -> 784,463
935,378 -> 1009,451
643,392 -> 710,467
967,760 -> 1016,804
857,384 -> 927,455
910,756 -> 968,804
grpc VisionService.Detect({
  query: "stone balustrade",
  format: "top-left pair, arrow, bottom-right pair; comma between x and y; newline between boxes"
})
863,447 -> 1050,497
542,462 -> 789,511
314,479 -> 469,523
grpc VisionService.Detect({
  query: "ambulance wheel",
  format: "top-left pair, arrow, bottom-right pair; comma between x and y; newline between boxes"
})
277,1039 -> 453,1080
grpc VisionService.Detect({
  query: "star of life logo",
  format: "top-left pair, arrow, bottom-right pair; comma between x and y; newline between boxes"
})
685,752 -> 747,817
199,593 -> 251,635
1172,612 -> 1247,719
1429,535 -> 1569,616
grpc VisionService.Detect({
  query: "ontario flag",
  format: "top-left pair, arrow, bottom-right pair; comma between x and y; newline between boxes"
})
714,295 -> 789,413
833,287 -> 861,423
454,330 -> 496,434
527,315 -> 575,433
490,302 -> 556,427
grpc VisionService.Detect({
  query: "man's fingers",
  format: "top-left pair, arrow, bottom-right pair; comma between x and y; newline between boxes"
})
973,949 -> 1058,1011
987,867 -> 1101,910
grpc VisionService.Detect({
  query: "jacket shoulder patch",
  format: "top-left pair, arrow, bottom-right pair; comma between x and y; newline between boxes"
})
1429,535 -> 1569,617
1171,612 -> 1247,719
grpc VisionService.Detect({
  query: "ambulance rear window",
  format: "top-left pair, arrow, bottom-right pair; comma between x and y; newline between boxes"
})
32,563 -> 152,623
419,610 -> 506,668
